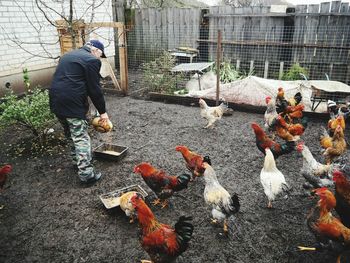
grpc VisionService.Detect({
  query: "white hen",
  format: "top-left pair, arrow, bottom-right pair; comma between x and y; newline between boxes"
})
198,98 -> 229,128
202,162 -> 240,233
119,191 -> 139,223
260,148 -> 289,208
296,142 -> 333,189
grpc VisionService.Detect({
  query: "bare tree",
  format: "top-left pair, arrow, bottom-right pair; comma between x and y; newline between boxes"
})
0,0 -> 112,62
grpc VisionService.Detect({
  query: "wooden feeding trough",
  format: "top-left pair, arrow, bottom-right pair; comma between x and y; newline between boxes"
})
93,143 -> 128,161
99,185 -> 148,209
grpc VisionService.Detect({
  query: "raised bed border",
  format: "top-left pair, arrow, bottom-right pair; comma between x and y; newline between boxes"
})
148,92 -> 330,120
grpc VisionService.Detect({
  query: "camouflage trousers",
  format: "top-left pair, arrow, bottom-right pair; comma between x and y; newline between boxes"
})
58,118 -> 95,182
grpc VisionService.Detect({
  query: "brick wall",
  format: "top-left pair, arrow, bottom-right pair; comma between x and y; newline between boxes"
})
0,0 -> 115,79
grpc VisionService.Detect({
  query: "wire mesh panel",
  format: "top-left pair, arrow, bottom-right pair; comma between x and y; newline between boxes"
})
125,5 -> 350,104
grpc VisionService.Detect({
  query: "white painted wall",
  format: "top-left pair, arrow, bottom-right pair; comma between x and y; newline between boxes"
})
0,0 -> 115,93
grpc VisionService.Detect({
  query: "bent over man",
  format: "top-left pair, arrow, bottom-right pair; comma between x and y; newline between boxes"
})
50,40 -> 110,184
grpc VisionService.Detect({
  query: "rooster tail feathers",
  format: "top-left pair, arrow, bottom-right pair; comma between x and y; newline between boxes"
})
174,173 -> 191,191
230,193 -> 240,213
175,216 -> 194,253
203,155 -> 211,165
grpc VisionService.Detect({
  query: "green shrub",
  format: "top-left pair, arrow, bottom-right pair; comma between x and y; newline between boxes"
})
282,64 -> 308,80
142,51 -> 184,94
0,89 -> 57,145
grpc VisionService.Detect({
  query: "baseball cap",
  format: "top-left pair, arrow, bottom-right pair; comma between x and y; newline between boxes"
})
89,40 -> 106,58
327,100 -> 336,108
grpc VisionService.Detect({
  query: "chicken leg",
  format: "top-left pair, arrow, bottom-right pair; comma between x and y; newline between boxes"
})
223,219 -> 229,234
151,198 -> 168,209
267,201 -> 273,209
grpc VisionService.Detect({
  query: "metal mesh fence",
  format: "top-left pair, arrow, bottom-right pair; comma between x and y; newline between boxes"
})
123,24 -> 350,106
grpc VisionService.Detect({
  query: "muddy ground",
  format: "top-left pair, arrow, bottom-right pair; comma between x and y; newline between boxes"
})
0,90 -> 349,263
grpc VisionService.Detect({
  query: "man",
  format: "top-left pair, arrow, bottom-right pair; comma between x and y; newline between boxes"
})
50,40 -> 110,184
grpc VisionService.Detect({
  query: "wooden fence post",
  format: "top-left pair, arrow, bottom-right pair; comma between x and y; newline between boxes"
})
264,61 -> 269,79
279,61 -> 284,80
250,60 -> 254,73
118,24 -> 128,95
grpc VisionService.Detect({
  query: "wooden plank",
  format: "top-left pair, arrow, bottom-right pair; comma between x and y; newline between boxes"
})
317,2 -> 330,68
87,22 -> 124,28
174,8 -> 181,49
155,8 -> 162,49
118,25 -> 128,94
141,8 -> 149,50
292,5 -> 307,63
259,6 -> 269,73
161,8 -> 168,50
209,6 -> 219,60
167,8 -> 175,50
148,8 -> 157,52
192,9 -> 201,50
134,9 -> 142,50
336,3 -> 349,64
327,1 -> 341,65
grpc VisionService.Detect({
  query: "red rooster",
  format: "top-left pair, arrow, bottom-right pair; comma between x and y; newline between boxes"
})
134,162 -> 191,208
175,145 -> 211,180
299,187 -> 350,263
251,122 -> 295,159
333,170 -> 350,228
131,193 -> 194,263
0,164 -> 12,191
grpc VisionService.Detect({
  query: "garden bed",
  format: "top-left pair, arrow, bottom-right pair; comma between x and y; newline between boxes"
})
0,94 -> 348,263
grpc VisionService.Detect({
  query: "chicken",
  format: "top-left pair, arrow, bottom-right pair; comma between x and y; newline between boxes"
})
119,191 -> 139,223
276,87 -> 304,122
296,142 -> 333,189
320,126 -> 333,149
333,170 -> 350,228
131,193 -> 194,263
328,115 -> 346,137
201,162 -> 240,234
288,92 -> 302,107
175,145 -> 211,180
275,115 -> 304,141
300,187 -> 350,263
322,125 -> 347,164
198,98 -> 229,128
264,96 -> 278,130
251,122 -> 295,159
0,164 -> 12,191
284,104 -> 305,122
133,162 -> 191,208
275,87 -> 289,114
260,148 -> 289,208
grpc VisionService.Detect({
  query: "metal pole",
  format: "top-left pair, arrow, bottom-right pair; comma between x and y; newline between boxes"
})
216,30 -> 221,106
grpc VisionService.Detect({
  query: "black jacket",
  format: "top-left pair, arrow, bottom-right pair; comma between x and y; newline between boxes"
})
49,46 -> 106,119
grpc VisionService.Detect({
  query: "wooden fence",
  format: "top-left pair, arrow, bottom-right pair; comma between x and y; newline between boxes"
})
127,1 -> 350,83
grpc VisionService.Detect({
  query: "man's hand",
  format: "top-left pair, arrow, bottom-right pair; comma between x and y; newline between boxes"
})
100,113 -> 109,119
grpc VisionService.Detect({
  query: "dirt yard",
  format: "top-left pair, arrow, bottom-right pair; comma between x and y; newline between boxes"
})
0,93 -> 349,263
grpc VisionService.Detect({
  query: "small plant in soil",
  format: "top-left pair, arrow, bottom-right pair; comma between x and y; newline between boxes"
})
142,51 -> 184,94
